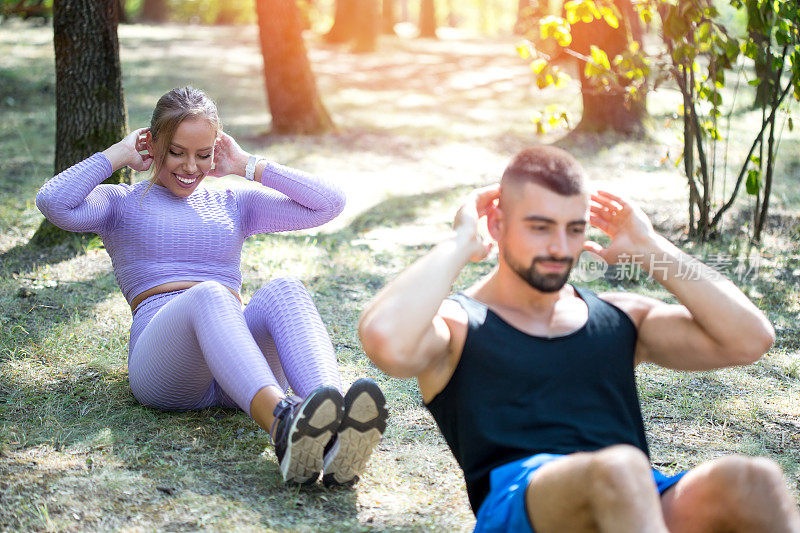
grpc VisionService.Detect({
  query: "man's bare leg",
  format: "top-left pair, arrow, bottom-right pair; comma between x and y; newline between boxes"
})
662,455 -> 800,533
525,445 -> 669,533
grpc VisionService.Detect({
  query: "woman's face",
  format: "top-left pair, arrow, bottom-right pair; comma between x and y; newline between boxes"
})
151,117 -> 217,198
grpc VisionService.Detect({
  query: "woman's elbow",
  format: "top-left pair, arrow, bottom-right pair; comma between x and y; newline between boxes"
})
35,189 -> 58,221
322,189 -> 346,223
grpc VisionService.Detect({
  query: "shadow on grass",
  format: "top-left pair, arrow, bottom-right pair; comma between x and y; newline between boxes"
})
0,240 -> 88,274
0,363 -> 362,530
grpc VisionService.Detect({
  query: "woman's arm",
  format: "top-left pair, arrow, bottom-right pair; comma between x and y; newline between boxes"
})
210,132 -> 345,236
237,161 -> 346,236
35,128 -> 152,234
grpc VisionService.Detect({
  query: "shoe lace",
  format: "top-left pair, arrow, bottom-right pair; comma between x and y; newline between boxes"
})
270,396 -> 298,443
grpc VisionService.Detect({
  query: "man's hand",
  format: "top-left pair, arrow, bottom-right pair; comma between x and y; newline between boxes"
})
453,184 -> 499,263
585,190 -> 658,265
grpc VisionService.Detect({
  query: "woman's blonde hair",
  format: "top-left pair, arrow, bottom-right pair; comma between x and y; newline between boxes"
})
148,86 -> 222,186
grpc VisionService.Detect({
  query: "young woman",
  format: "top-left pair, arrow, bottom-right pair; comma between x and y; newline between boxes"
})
36,86 -> 387,487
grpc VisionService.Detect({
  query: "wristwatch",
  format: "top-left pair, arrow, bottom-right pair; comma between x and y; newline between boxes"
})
245,155 -> 265,181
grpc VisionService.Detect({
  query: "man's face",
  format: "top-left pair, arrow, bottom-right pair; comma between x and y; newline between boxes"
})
494,182 -> 589,293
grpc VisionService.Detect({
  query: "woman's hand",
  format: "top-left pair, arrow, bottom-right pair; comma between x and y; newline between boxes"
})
208,132 -> 250,178
102,127 -> 153,172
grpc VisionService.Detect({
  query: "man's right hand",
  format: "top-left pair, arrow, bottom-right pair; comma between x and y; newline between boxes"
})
453,184 -> 500,263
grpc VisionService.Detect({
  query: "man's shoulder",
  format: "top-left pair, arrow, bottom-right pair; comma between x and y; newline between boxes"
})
596,290 -> 661,329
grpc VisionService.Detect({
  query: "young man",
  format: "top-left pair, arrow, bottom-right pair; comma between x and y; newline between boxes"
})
358,146 -> 800,532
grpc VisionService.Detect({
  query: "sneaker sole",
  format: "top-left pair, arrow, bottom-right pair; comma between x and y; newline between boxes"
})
280,387 -> 344,485
323,379 -> 388,487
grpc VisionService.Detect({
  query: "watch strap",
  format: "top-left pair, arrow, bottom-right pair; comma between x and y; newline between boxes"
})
245,155 -> 258,181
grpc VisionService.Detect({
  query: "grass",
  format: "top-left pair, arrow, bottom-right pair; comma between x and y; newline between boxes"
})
1,17 -> 800,531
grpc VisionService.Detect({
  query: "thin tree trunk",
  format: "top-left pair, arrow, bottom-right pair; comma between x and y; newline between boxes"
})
32,0 -> 129,247
256,0 -> 333,134
118,0 -> 127,23
352,0 -> 379,52
325,0 -> 358,43
419,0 -> 436,38
383,0 -> 396,34
140,0 -> 167,22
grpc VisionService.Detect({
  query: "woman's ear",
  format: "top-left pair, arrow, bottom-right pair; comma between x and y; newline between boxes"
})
145,131 -> 154,156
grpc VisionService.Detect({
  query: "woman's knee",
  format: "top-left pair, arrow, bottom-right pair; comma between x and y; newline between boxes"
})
249,277 -> 309,305
264,277 -> 306,293
187,280 -> 235,304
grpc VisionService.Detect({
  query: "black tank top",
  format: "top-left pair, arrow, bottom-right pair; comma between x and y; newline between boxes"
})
425,287 -> 648,512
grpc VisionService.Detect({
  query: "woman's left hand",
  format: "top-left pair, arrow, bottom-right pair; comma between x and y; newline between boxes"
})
208,132 -> 250,178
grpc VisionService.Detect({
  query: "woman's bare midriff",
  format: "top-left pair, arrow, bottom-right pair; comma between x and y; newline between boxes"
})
130,281 -> 242,312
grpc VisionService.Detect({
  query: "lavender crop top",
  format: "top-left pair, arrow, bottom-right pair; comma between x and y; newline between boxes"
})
36,153 -> 346,305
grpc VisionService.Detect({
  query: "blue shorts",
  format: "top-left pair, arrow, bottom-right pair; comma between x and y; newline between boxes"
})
473,454 -> 686,533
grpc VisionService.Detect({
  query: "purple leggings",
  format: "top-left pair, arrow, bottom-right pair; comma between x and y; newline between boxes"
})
128,278 -> 342,416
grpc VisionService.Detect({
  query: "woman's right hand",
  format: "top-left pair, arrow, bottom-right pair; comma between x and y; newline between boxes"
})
102,127 -> 153,172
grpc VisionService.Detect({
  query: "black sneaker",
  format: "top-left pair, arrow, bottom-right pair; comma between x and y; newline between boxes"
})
271,386 -> 344,485
322,378 -> 388,487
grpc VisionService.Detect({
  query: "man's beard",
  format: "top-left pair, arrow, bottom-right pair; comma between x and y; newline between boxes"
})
504,249 -> 574,293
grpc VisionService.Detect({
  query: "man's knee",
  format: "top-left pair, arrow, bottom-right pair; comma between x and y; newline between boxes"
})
701,455 -> 788,504
588,445 -> 651,498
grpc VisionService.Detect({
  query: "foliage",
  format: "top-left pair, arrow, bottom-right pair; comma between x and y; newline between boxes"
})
157,0 -> 254,24
518,0 -> 800,242
0,0 -> 52,19
654,0 -> 800,241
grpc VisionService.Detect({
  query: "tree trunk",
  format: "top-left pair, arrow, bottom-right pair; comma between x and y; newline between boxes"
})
31,0 -> 129,247
352,0 -> 379,52
569,0 -> 646,134
256,0 -> 334,134
118,0 -> 127,23
325,0 -> 358,43
382,0 -> 396,34
140,0 -> 167,22
419,0 -> 436,38
575,70 -> 646,134
514,0 -> 531,34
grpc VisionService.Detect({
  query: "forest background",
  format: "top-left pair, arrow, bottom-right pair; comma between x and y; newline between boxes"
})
1,0 -> 799,530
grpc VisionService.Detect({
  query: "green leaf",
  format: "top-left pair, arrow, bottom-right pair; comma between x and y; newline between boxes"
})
746,169 -> 761,195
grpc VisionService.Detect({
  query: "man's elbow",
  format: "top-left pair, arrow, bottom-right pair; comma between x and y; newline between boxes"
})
727,320 -> 775,365
358,321 -> 420,379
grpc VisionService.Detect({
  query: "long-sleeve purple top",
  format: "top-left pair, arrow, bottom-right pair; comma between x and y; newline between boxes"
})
36,153 -> 346,305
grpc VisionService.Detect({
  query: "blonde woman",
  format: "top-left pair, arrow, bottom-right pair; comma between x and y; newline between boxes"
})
37,86 -> 387,487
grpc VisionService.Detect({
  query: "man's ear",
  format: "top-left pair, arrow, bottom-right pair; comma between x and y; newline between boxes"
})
487,200 -> 504,242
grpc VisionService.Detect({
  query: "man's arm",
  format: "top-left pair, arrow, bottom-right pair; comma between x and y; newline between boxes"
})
589,191 -> 774,371
358,185 -> 499,379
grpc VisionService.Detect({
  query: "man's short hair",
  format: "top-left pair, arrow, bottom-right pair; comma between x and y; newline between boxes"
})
501,146 -> 586,196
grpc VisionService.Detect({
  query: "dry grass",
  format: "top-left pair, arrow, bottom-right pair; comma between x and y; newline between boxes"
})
1,18 -> 799,532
